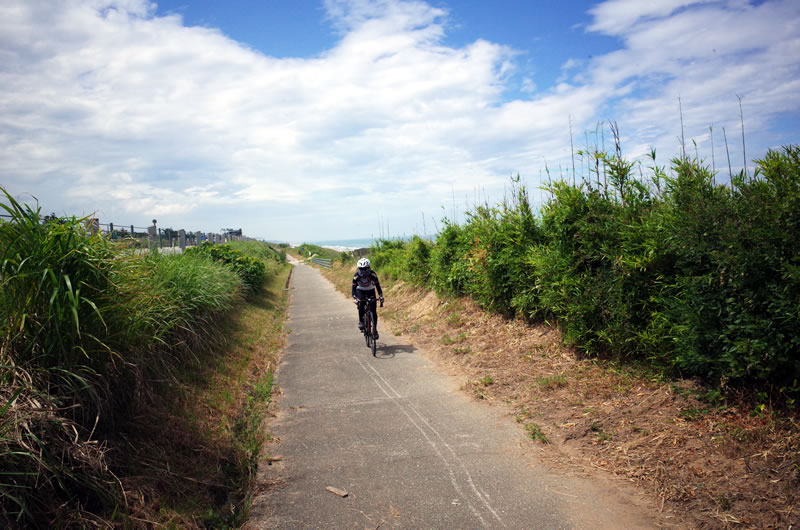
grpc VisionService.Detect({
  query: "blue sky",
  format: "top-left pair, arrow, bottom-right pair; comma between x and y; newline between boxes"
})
1,0 -> 798,242
154,1 -> 621,90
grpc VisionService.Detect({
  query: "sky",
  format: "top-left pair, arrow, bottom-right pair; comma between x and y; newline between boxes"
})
1,0 -> 798,243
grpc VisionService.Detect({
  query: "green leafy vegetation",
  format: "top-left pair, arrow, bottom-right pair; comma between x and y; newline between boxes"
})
185,240 -> 272,294
365,145 -> 800,398
0,187 -> 288,526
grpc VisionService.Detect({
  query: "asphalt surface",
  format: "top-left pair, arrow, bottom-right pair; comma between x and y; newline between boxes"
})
247,261 -> 658,529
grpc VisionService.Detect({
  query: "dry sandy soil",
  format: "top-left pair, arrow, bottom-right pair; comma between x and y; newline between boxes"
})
322,262 -> 800,529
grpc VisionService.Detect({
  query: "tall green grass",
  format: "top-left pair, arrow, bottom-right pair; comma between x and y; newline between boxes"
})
0,187 -> 251,526
367,145 -> 800,395
228,239 -> 287,263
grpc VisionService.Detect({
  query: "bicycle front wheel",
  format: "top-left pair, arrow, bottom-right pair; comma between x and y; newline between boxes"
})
370,314 -> 377,357
364,317 -> 371,348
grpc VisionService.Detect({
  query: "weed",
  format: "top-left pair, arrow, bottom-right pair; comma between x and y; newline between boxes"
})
446,312 -> 463,327
453,346 -> 471,354
589,422 -> 612,443
480,375 -> 495,386
514,407 -> 534,423
441,332 -> 467,345
715,494 -> 733,511
536,374 -> 568,391
525,423 -> 550,444
596,431 -> 612,443
680,406 -> 711,420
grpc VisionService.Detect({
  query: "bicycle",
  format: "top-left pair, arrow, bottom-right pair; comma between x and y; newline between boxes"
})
356,296 -> 383,357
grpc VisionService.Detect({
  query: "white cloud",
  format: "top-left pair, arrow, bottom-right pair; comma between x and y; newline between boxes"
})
587,0 -> 715,35
1,0 -> 798,240
579,0 -> 800,162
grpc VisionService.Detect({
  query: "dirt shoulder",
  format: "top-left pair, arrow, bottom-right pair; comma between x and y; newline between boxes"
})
323,262 -> 799,528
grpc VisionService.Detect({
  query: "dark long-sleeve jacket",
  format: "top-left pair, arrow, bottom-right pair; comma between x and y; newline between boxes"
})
352,269 -> 383,298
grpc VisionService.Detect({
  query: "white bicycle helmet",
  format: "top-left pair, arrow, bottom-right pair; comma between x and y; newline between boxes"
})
357,257 -> 370,269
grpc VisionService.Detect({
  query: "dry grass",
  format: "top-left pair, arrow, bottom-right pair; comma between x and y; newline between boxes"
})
322,263 -> 800,528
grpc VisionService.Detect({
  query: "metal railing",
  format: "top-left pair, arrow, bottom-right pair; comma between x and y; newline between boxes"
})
311,257 -> 332,269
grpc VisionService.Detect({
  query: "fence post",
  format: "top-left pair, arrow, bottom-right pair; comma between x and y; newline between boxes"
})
149,219 -> 158,249
147,225 -> 156,249
86,218 -> 99,235
109,222 -> 114,239
179,229 -> 186,250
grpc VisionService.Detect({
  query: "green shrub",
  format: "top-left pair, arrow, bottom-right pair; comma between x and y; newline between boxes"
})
401,236 -> 431,284
426,181 -> 544,316
185,241 -> 266,294
658,149 -> 800,385
429,221 -> 469,295
384,146 -> 800,392
368,239 -> 408,280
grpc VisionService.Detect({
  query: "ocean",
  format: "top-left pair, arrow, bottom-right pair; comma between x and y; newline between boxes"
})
306,237 -> 377,251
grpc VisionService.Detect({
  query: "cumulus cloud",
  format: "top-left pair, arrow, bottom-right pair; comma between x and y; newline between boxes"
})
0,0 -> 798,240
581,0 -> 800,159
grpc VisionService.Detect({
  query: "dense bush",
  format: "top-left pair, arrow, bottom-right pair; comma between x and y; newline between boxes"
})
185,241 -> 267,294
369,238 -> 407,280
367,146 -> 800,392
403,236 -> 434,285
373,183 -> 544,316
659,149 -> 800,385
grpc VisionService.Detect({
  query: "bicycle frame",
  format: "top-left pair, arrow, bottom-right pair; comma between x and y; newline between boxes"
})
356,296 -> 381,356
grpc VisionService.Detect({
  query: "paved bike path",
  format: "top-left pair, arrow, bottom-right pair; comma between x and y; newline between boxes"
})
247,261 -> 658,528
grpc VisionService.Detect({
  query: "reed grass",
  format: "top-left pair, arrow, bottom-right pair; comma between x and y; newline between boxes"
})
0,186 -> 276,526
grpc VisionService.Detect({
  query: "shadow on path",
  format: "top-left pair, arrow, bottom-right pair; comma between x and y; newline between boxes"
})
373,343 -> 418,359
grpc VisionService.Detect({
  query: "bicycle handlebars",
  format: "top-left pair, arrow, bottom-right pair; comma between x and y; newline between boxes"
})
354,296 -> 384,307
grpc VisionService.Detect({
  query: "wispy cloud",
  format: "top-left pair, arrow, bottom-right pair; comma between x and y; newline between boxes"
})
1,0 -> 798,240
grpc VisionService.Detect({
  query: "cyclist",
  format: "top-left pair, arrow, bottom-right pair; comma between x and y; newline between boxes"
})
352,257 -> 384,339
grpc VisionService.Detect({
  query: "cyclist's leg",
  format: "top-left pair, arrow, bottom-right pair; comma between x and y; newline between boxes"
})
356,296 -> 365,330
369,297 -> 378,338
